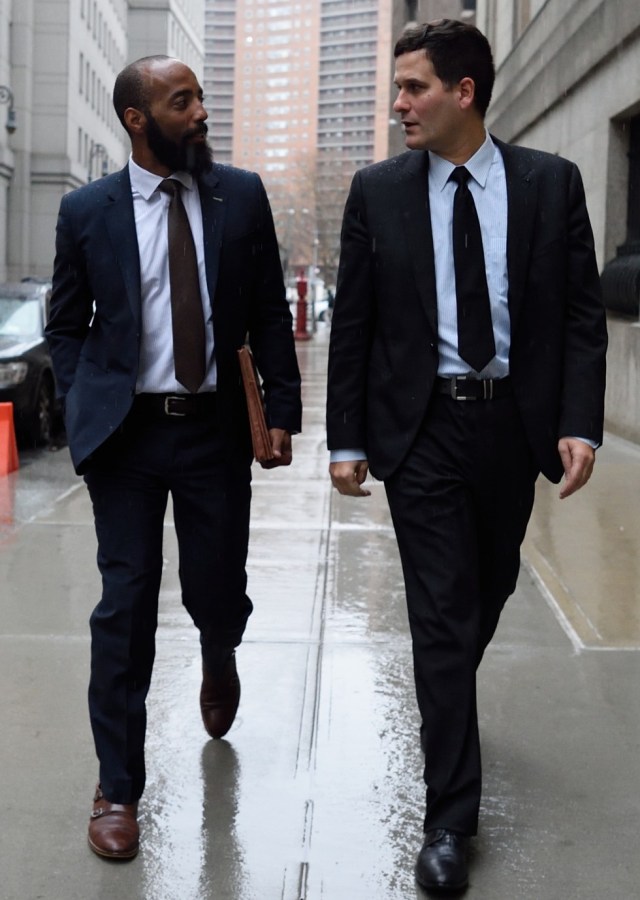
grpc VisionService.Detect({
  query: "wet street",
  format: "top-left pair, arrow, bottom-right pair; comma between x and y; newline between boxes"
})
1,326 -> 640,899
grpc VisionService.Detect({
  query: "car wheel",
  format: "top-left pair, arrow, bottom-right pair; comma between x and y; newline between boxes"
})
26,376 -> 54,446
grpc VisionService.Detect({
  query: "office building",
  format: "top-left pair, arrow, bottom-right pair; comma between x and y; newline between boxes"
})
0,0 -> 204,281
203,0 -> 236,164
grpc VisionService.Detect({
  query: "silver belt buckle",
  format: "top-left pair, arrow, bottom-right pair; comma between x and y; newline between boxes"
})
450,376 -> 473,401
164,395 -> 187,416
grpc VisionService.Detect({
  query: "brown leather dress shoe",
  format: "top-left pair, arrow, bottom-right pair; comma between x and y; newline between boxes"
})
88,784 -> 139,860
200,651 -> 241,738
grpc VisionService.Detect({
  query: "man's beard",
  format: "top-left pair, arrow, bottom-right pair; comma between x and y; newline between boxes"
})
145,112 -> 214,177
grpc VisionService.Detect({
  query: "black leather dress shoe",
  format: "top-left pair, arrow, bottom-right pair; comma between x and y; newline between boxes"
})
200,652 -> 240,738
415,829 -> 469,893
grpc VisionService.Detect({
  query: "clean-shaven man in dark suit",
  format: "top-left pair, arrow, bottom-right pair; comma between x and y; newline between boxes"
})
46,56 -> 301,860
326,20 -> 606,893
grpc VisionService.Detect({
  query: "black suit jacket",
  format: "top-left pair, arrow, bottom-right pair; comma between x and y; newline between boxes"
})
326,139 -> 607,483
46,163 -> 301,473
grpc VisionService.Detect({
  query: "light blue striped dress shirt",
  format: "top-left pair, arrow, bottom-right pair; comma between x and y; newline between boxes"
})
429,131 -> 509,379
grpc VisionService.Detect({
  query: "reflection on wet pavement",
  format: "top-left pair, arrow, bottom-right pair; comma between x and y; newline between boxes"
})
2,327 -> 640,898
524,432 -> 640,648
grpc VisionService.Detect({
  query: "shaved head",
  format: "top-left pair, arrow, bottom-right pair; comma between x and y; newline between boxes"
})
113,56 -> 171,132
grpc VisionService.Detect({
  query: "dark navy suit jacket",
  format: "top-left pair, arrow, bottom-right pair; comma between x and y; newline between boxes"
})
47,163 -> 301,473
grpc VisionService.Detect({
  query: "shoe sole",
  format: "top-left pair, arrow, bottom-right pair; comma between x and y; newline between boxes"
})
88,835 -> 139,860
415,870 -> 468,894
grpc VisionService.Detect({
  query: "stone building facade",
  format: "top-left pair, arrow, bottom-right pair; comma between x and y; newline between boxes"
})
0,0 -> 203,282
476,0 -> 640,442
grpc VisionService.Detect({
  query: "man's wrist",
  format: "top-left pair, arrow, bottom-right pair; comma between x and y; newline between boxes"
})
564,436 -> 599,450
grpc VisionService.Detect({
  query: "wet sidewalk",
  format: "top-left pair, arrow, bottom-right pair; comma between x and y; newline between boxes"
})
1,327 -> 639,899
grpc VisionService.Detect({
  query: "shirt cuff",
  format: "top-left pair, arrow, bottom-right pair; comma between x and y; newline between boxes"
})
330,448 -> 367,463
569,436 -> 599,450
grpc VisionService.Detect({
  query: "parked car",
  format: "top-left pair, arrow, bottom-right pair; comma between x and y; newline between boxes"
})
0,280 -> 58,446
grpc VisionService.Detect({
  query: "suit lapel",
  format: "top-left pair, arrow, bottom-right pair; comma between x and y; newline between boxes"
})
493,138 -> 538,333
198,169 -> 226,317
103,167 -> 142,329
397,151 -> 439,337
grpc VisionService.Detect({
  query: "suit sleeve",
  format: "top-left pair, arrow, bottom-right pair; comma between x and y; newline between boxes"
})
45,196 -> 94,400
558,164 -> 607,442
246,175 -> 302,434
326,171 -> 375,451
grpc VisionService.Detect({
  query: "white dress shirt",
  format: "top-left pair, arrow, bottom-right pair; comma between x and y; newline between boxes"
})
129,156 -> 217,394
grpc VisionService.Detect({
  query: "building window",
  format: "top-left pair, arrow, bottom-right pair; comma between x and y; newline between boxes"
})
513,0 -> 531,39
404,0 -> 417,21
600,113 -> 640,316
625,115 -> 640,252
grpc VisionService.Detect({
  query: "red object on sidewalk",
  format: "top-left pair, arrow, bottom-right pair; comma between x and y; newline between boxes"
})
294,272 -> 311,341
0,403 -> 19,476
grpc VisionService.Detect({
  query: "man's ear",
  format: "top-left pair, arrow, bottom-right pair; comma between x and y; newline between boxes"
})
124,107 -> 146,135
458,76 -> 476,110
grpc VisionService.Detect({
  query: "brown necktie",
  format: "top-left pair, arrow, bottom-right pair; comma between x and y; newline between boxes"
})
158,178 -> 206,393
450,166 -> 496,372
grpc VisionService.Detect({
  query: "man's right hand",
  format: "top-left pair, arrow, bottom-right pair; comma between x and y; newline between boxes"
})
329,460 -> 371,497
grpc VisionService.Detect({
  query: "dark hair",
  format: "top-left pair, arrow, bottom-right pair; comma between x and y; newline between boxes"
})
394,19 -> 495,117
112,55 -> 170,131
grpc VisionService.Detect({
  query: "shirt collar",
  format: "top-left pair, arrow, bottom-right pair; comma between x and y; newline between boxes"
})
429,130 -> 497,192
128,155 -> 195,200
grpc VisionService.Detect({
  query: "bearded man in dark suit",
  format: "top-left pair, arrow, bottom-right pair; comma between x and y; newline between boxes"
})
326,20 -> 606,893
46,56 -> 301,860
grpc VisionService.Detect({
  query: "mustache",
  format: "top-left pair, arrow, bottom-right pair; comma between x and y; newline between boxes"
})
183,123 -> 208,141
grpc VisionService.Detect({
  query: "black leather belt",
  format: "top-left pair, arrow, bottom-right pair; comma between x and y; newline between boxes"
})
133,392 -> 217,418
436,376 -> 512,401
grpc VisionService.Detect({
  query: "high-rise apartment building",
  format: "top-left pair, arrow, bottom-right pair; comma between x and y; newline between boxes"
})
318,0 -> 391,169
230,0 -> 320,275
0,0 -> 476,280
203,0 -> 236,163
314,0 -> 392,280
203,0 -> 398,281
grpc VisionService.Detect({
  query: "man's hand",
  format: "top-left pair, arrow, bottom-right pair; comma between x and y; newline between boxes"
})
329,460 -> 371,497
558,437 -> 595,499
260,428 -> 293,469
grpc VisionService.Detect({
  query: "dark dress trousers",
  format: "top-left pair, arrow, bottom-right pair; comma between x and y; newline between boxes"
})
46,164 -> 302,803
326,139 -> 607,834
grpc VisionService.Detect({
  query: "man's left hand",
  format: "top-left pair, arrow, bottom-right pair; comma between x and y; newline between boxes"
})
260,428 -> 293,468
558,437 -> 595,499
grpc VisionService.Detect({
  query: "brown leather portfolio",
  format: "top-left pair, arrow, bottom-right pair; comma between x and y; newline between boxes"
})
237,345 -> 275,463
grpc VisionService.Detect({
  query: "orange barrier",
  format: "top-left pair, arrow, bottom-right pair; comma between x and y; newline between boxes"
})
0,402 -> 19,476
0,469 -> 14,527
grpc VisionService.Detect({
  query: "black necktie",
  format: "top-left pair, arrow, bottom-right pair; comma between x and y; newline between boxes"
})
450,166 -> 496,372
158,179 -> 206,393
